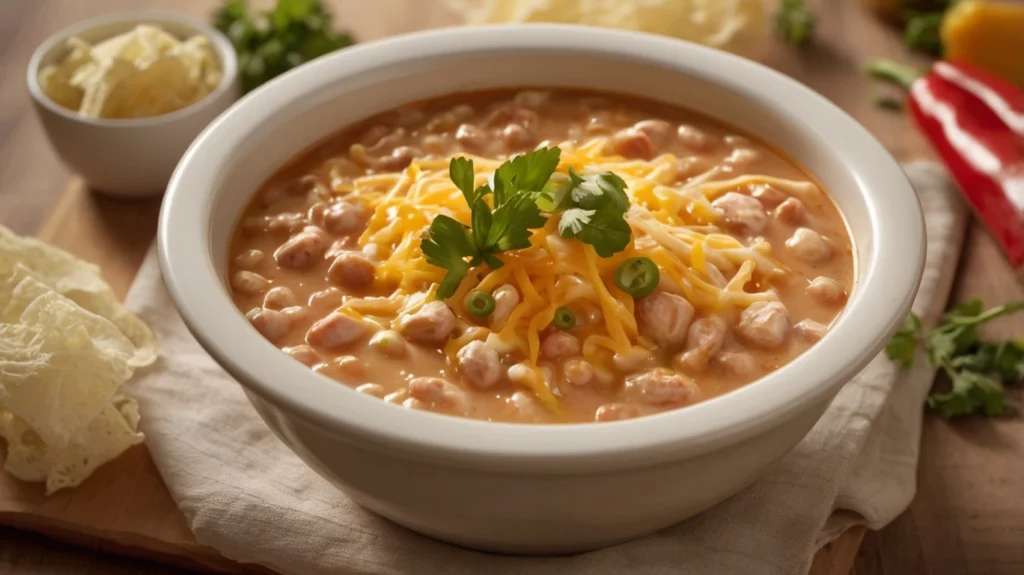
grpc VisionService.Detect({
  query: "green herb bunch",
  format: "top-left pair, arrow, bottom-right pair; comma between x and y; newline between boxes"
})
421,147 -> 633,299
213,0 -> 354,93
886,299 -> 1024,418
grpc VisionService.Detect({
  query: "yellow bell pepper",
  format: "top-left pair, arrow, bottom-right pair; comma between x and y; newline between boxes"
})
941,0 -> 1024,86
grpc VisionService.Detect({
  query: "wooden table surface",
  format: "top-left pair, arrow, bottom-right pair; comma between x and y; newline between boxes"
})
2,0 -> 1023,574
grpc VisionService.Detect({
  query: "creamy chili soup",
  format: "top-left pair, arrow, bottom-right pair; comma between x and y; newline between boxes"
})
227,89 -> 853,424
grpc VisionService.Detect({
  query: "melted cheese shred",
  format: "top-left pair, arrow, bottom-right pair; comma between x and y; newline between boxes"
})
339,139 -> 808,414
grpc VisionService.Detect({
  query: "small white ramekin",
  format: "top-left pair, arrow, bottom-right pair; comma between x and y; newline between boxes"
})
27,11 -> 240,198
159,25 -> 925,554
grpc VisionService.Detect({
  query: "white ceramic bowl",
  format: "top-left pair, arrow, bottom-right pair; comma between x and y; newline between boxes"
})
159,25 -> 925,554
27,12 -> 240,198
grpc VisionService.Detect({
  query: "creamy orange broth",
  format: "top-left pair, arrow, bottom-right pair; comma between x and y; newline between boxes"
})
227,89 -> 853,423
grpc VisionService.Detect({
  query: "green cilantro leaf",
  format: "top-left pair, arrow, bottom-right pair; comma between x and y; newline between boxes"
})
421,149 -> 560,298
488,192 -> 546,252
421,215 -> 476,299
888,299 -> 1024,419
570,170 -> 629,212
449,157 -> 477,204
885,313 -> 923,368
551,168 -> 632,257
927,371 -> 1007,419
558,203 -> 632,258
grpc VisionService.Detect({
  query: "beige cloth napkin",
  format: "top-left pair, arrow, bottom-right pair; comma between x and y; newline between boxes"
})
124,162 -> 967,575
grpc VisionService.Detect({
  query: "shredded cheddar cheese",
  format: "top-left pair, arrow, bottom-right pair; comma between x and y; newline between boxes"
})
338,138 -> 809,413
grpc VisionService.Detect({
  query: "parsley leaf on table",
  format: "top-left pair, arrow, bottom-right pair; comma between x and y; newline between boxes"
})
886,313 -> 923,368
886,300 -> 1024,418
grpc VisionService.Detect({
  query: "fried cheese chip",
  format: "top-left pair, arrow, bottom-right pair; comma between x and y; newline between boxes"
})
0,225 -> 157,366
0,226 -> 157,493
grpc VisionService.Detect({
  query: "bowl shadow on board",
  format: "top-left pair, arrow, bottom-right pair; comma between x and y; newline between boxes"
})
46,181 -> 162,293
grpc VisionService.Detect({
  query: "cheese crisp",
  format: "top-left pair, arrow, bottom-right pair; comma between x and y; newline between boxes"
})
446,0 -> 767,58
38,24 -> 222,119
0,226 -> 157,493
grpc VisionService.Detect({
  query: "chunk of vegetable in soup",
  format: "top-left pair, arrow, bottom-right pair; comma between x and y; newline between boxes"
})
228,89 -> 854,424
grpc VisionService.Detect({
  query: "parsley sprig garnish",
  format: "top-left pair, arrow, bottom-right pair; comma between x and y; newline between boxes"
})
886,299 -> 1024,418
421,147 -> 633,299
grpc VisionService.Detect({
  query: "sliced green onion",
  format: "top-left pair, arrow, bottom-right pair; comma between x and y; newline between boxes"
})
466,290 -> 496,317
615,257 -> 660,298
552,307 -> 576,330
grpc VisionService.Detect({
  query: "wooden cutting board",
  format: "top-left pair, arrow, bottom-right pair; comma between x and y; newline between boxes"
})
0,178 -> 868,573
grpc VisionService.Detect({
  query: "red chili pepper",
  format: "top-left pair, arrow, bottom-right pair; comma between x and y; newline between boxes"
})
869,59 -> 1024,276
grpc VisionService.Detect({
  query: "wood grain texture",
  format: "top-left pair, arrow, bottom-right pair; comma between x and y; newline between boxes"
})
0,0 -> 1021,574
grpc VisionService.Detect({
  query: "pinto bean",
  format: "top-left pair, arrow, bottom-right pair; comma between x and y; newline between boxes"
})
356,383 -> 387,398
455,123 -> 487,151
795,319 -> 828,342
305,312 -> 368,349
713,351 -> 759,376
632,119 -> 673,146
374,146 -> 420,172
368,330 -> 408,357
750,184 -> 787,208
674,316 -> 727,372
397,301 -> 455,344
636,292 -> 695,349
608,128 -> 655,160
246,308 -> 289,341
274,226 -> 328,269
807,276 -> 848,305
322,202 -> 365,235
284,344 -> 320,367
234,249 -> 265,269
775,197 -> 806,225
625,368 -> 702,406
736,301 -> 790,349
333,355 -> 366,379
712,191 -> 768,235
231,271 -> 269,295
490,284 -> 520,327
677,124 -> 713,150
456,341 -> 502,389
308,287 -> 342,309
502,123 -> 535,149
328,252 -> 376,289
267,213 -> 307,235
263,286 -> 297,310
563,358 -> 595,387
280,306 -> 309,323
786,227 -> 832,263
507,391 -> 543,420
541,331 -> 581,359
595,403 -> 643,422
407,377 -> 469,413
724,148 -> 759,168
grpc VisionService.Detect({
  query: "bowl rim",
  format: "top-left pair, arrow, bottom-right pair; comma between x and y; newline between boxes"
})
26,10 -> 239,127
159,24 -> 925,472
